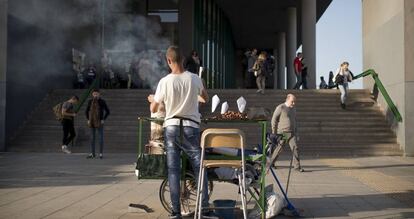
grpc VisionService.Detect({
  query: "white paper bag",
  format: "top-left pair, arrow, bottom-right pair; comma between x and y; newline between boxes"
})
198,66 -> 204,78
211,95 -> 220,113
221,102 -> 229,114
237,96 -> 247,113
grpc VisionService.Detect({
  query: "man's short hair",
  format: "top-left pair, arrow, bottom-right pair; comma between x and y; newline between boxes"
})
166,46 -> 183,64
286,93 -> 296,101
71,95 -> 79,101
297,52 -> 302,56
92,89 -> 100,93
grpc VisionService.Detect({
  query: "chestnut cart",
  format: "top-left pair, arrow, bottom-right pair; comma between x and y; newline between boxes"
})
136,117 -> 299,218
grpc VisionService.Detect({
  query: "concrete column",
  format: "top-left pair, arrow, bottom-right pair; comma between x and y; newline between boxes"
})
286,7 -> 297,89
301,0 -> 317,89
0,0 -> 7,151
272,48 -> 278,89
179,0 -> 194,56
277,32 -> 286,89
404,0 -> 414,156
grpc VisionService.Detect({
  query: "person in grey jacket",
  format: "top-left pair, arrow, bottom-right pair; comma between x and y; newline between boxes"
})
271,94 -> 304,172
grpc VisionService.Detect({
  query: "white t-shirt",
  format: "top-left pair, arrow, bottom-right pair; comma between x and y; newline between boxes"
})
153,71 -> 204,128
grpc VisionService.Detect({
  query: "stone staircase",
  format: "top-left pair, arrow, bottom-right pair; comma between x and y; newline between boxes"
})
7,89 -> 402,157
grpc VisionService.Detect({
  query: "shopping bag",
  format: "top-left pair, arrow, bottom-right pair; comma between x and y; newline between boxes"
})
136,154 -> 167,179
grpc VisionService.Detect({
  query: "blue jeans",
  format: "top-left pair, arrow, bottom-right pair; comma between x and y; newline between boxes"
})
338,83 -> 349,104
293,74 -> 302,89
90,126 -> 104,155
164,125 -> 209,214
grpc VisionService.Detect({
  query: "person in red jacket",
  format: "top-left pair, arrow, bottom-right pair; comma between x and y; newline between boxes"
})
293,52 -> 303,89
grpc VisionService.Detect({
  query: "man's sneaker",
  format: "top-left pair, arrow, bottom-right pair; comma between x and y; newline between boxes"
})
99,153 -> 103,159
256,89 -> 262,93
168,212 -> 182,219
62,145 -> 71,154
86,154 -> 95,159
295,167 -> 305,172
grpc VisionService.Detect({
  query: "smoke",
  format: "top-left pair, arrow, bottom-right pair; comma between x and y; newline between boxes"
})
8,0 -> 171,89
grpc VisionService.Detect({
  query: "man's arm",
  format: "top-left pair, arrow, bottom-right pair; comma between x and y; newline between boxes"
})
148,95 -> 160,113
102,100 -> 110,120
271,105 -> 282,134
198,79 -> 209,103
85,100 -> 91,120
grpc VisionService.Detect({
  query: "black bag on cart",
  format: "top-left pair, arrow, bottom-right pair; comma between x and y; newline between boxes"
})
136,154 -> 167,179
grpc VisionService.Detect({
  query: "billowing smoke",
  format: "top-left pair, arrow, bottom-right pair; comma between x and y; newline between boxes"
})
8,0 -> 171,90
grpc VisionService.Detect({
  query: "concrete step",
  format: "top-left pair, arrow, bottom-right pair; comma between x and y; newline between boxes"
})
8,88 -> 400,157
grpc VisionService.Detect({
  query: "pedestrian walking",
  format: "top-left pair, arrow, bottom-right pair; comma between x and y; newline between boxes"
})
252,52 -> 267,94
334,62 -> 353,109
61,96 -> 79,154
148,46 -> 209,219
293,52 -> 304,89
245,49 -> 258,88
85,89 -> 110,159
271,94 -> 304,172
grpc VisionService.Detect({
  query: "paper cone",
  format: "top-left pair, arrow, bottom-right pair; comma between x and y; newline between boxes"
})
221,102 -> 229,114
212,95 -> 220,113
198,66 -> 204,78
237,96 -> 247,113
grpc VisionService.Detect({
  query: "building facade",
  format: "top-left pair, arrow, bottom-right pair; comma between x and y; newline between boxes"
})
362,0 -> 414,156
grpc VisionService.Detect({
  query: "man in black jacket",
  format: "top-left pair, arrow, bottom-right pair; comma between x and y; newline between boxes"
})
85,89 -> 110,159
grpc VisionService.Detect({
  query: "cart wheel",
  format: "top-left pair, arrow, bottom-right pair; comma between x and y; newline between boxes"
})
159,171 -> 214,216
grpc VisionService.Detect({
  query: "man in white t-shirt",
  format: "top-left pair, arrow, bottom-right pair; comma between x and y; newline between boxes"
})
148,46 -> 208,219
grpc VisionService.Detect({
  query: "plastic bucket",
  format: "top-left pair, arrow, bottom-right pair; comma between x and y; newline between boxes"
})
213,199 -> 236,219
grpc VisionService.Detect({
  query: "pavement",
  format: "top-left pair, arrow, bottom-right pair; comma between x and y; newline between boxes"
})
1,153 -> 414,219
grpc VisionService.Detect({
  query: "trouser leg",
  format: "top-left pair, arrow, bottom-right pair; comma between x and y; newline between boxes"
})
67,120 -> 76,146
339,84 -> 347,104
261,76 -> 266,91
294,74 -> 302,89
99,126 -> 104,154
256,76 -> 262,90
62,120 -> 69,145
90,128 -> 96,155
286,133 -> 301,168
164,126 -> 182,214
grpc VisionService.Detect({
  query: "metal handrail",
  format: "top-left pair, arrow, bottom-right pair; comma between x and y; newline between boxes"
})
74,77 -> 99,113
353,69 -> 402,122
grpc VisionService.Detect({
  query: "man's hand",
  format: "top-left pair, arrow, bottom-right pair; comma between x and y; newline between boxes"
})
101,120 -> 104,125
87,120 -> 90,125
72,113 -> 77,117
147,95 -> 155,103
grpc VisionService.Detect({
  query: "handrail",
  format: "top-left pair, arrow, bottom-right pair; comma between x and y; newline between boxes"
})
353,69 -> 402,122
74,77 -> 99,113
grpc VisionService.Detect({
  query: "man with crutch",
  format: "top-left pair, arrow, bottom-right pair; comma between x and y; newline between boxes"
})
269,94 -> 304,172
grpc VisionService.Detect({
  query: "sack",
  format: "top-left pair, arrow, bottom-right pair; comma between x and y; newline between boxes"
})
246,107 -> 271,120
136,154 -> 167,179
52,103 -> 63,121
254,71 -> 258,77
334,74 -> 344,84
248,184 -> 286,219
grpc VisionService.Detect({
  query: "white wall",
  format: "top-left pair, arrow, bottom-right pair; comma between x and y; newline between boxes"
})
362,0 -> 414,155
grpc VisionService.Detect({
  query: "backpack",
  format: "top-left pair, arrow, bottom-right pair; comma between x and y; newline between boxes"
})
53,103 -> 64,121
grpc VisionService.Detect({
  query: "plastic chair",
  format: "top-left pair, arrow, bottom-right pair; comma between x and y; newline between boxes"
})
194,128 -> 248,219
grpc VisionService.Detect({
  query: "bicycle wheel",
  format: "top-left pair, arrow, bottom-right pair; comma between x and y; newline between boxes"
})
159,171 -> 214,216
